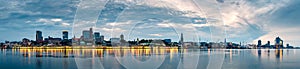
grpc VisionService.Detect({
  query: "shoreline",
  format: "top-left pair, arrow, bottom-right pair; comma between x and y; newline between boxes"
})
1,46 -> 299,49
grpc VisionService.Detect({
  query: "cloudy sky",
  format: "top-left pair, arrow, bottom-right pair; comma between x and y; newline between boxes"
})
0,0 -> 299,46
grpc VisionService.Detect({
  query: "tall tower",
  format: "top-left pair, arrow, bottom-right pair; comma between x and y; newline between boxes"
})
83,30 -> 90,39
224,38 -> 227,47
258,40 -> 262,48
36,30 -> 43,43
120,34 -> 126,46
62,30 -> 68,40
275,37 -> 283,48
94,32 -> 100,39
179,33 -> 184,46
89,28 -> 93,39
94,32 -> 100,45
81,28 -> 95,46
94,32 -> 100,42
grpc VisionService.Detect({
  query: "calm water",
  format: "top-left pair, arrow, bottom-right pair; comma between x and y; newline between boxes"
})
0,49 -> 300,69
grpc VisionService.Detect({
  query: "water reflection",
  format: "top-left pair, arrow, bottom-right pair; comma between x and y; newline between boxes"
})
0,49 -> 300,69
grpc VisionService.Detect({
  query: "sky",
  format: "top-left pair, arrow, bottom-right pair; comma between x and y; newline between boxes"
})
0,0 -> 299,46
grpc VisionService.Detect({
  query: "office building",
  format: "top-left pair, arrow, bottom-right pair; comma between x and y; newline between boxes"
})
94,32 -> 101,45
36,31 -> 43,43
62,30 -> 71,46
81,28 -> 94,46
62,31 -> 68,40
83,30 -> 90,39
179,33 -> 184,47
275,37 -> 283,48
94,32 -> 100,39
258,40 -> 262,48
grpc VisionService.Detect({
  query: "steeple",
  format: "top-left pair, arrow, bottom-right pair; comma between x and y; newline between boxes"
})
179,33 -> 184,46
224,38 -> 227,47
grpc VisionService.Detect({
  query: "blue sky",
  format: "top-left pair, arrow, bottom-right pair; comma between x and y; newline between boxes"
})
0,0 -> 299,46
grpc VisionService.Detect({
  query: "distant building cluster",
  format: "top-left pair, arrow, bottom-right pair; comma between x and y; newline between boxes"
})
0,28 -> 176,48
254,37 -> 294,49
0,28 -> 298,49
71,28 -> 176,47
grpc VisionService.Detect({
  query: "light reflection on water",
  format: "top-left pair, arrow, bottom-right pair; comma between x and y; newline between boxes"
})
0,49 -> 300,69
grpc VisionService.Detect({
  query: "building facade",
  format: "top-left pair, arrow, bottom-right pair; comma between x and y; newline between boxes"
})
275,37 -> 284,48
36,31 -> 43,43
62,31 -> 68,40
258,40 -> 262,48
94,32 -> 101,45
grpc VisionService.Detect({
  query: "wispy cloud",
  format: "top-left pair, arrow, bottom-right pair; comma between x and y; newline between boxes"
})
148,34 -> 163,37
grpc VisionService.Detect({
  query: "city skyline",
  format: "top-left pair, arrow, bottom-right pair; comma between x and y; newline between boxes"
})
1,0 -> 300,69
1,28 -> 295,49
1,0 -> 300,46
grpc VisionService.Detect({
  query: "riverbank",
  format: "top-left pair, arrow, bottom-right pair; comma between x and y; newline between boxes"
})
11,46 -> 182,49
3,46 -> 299,49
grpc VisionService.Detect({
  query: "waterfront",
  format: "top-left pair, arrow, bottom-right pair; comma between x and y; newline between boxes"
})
1,48 -> 300,69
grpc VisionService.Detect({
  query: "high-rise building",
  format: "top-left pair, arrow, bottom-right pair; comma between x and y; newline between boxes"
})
120,34 -> 126,46
83,30 -> 90,39
179,33 -> 184,46
36,31 -> 43,43
258,40 -> 262,48
82,28 -> 94,40
94,32 -> 100,39
94,32 -> 101,45
275,37 -> 283,48
89,28 -> 93,39
61,30 -> 71,46
62,30 -> 68,40
81,28 -> 94,46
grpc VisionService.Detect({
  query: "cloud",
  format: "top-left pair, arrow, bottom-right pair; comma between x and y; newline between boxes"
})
33,18 -> 71,27
105,21 -> 133,26
51,18 -> 63,22
101,27 -> 124,32
61,22 -> 71,26
148,34 -> 163,37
